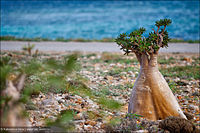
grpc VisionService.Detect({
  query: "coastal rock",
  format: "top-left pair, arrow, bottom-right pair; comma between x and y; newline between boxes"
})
159,116 -> 197,133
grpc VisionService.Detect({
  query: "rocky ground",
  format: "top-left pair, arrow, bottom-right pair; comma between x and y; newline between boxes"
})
1,51 -> 199,132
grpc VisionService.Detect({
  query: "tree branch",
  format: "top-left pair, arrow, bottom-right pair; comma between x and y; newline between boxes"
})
161,25 -> 167,35
156,26 -> 160,34
158,34 -> 163,46
152,28 -> 156,34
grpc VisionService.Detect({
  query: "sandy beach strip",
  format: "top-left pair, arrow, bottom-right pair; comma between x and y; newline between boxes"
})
1,41 -> 199,53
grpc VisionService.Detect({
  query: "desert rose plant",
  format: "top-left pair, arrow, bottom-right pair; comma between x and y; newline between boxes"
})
115,19 -> 186,120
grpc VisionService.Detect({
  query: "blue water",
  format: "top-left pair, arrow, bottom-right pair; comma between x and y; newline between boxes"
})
1,0 -> 199,40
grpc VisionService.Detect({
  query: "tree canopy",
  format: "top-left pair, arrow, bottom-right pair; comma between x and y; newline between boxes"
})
115,19 -> 172,55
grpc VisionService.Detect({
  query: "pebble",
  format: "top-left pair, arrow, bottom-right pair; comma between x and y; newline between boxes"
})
48,116 -> 57,121
74,113 -> 83,120
25,53 -> 199,131
134,130 -> 148,133
26,105 -> 39,110
192,92 -> 200,96
58,99 -> 65,104
84,125 -> 93,130
189,105 -> 199,111
42,99 -> 53,105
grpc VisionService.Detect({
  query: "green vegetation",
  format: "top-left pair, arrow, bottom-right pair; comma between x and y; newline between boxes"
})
101,52 -> 138,64
158,57 -> 175,64
1,50 -> 199,131
67,80 -> 122,110
1,35 -> 199,43
160,65 -> 200,80
168,80 -> 178,93
115,19 -> 172,55
0,36 -> 114,42
98,97 -> 121,110
46,110 -> 75,132
170,38 -> 200,43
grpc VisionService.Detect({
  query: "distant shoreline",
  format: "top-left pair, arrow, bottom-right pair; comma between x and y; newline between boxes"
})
0,36 -> 199,44
1,41 -> 199,53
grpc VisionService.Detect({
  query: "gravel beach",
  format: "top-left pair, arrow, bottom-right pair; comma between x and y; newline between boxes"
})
1,41 -> 199,53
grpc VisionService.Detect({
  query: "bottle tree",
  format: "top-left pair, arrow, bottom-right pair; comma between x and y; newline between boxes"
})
115,19 -> 186,120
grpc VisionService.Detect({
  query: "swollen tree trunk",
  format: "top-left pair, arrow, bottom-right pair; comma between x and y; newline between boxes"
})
128,53 -> 186,120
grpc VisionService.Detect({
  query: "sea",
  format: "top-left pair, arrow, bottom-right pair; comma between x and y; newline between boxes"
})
1,0 -> 199,40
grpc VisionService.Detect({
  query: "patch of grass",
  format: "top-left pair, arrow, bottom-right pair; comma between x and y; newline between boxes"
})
55,37 -> 70,42
0,36 -> 51,42
67,80 -> 93,97
67,81 -> 122,110
105,58 -> 138,64
45,109 -> 75,132
86,111 -> 104,120
97,97 -> 121,110
101,52 -> 121,60
1,36 -> 199,43
107,66 -> 136,77
112,83 -> 134,90
158,57 -> 175,64
91,58 -> 102,63
192,57 -> 200,65
169,38 -> 200,43
85,53 -> 97,58
160,65 -> 200,80
108,68 -> 122,76
100,88 -> 112,95
168,80 -> 177,93
113,85 -> 125,90
100,52 -> 138,64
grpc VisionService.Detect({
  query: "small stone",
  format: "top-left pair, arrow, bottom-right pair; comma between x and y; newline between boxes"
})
176,80 -> 188,86
44,109 -> 52,114
84,125 -> 93,130
25,104 -> 38,110
58,99 -> 65,104
100,123 -> 106,129
97,118 -> 103,122
48,116 -> 56,121
192,92 -> 200,96
189,105 -> 199,111
134,130 -> 148,133
42,99 -> 53,105
183,57 -> 192,63
74,113 -> 83,120
74,120 -> 85,124
106,76 -> 113,81
41,114 -> 46,118
81,103 -> 85,108
65,95 -> 71,100
89,121 -> 97,126
29,117 -> 34,123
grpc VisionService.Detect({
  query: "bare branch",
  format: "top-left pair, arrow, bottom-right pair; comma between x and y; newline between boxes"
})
156,26 -> 160,34
152,28 -> 156,34
161,25 -> 167,35
158,34 -> 163,46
